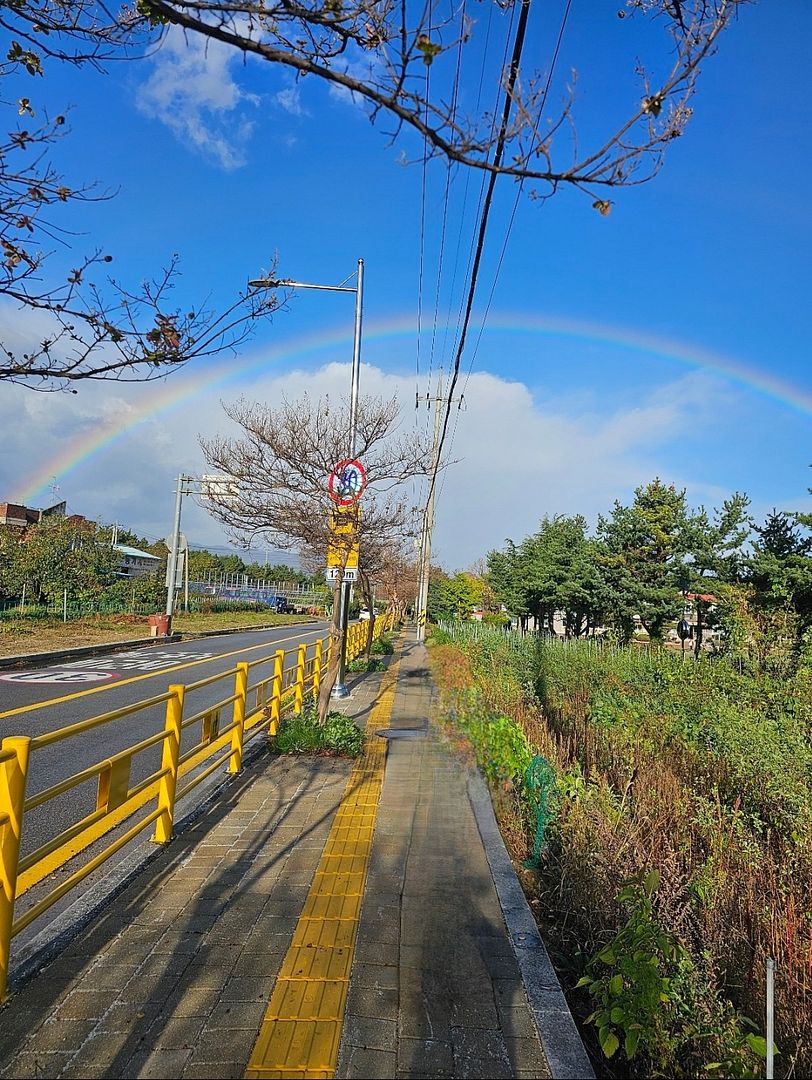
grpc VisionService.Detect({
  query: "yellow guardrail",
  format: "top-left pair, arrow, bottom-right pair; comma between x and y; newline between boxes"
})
0,613 -> 392,1000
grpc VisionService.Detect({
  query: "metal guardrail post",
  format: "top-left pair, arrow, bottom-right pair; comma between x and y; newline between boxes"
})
294,644 -> 306,714
270,649 -> 284,735
153,685 -> 184,844
230,663 -> 249,774
313,640 -> 323,701
0,736 -> 30,1002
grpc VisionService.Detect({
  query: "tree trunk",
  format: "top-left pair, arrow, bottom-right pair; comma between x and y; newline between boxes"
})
317,577 -> 344,723
359,569 -> 375,659
694,602 -> 705,658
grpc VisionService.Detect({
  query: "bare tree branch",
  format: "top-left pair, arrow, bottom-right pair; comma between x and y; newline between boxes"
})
0,0 -> 745,387
137,0 -> 743,196
0,7 -> 277,389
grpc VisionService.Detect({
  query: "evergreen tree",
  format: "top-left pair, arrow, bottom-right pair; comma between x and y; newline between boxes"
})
597,479 -> 692,642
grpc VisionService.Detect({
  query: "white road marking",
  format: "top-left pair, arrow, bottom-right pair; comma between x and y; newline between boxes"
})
0,670 -> 119,684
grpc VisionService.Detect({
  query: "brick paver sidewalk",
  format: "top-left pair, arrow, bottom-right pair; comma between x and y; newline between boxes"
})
0,631 -> 591,1080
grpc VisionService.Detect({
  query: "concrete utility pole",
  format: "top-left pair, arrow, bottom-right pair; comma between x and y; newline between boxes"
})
165,474 -> 187,632
416,372 -> 463,641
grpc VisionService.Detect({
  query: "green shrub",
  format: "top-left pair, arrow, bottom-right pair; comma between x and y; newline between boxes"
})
275,706 -> 364,757
322,712 -> 365,756
274,715 -> 321,754
371,634 -> 394,655
577,872 -> 769,1076
347,657 -> 385,673
577,871 -> 680,1062
450,689 -> 534,793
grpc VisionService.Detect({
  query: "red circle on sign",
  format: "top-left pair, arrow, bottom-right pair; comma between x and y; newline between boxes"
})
328,459 -> 367,505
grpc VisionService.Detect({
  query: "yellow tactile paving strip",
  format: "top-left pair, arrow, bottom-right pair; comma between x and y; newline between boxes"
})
244,658 -> 399,1080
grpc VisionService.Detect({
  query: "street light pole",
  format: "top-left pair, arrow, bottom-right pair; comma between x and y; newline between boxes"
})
349,258 -> 364,456
334,258 -> 365,697
248,259 -> 364,697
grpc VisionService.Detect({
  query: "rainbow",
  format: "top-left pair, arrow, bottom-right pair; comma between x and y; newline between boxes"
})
14,311 -> 812,505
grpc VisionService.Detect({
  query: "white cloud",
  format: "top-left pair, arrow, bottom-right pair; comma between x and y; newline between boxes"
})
0,332 -> 745,571
136,27 -> 260,171
274,84 -> 307,118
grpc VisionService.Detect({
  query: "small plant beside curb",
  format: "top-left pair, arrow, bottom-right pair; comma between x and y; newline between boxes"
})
577,870 -> 677,1062
275,705 -> 364,757
370,634 -> 395,655
347,657 -> 385,673
576,871 -> 772,1076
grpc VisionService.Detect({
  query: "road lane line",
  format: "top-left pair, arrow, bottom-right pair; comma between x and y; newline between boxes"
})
0,628 -> 325,721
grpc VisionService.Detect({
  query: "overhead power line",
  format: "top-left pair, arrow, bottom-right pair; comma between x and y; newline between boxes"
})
424,0 -> 533,511
464,0 -> 575,381
438,0 -> 575,508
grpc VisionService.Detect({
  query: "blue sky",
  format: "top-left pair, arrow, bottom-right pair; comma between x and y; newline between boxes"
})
1,2 -> 810,569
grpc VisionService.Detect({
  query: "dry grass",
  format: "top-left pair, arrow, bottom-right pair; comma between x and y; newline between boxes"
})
428,635 -> 812,1077
0,610 -> 316,658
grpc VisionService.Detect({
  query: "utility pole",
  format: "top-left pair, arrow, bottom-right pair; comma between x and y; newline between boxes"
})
165,475 -> 187,633
415,373 -> 463,642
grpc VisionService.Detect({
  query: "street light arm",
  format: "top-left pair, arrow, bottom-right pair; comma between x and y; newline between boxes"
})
246,257 -> 365,699
248,278 -> 357,294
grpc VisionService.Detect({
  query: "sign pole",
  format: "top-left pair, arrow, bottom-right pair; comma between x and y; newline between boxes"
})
332,259 -> 364,700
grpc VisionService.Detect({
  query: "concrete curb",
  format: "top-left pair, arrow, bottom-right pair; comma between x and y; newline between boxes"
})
0,635 -> 182,671
467,771 -> 595,1080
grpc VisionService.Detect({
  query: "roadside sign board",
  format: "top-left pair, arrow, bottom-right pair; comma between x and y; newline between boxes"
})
325,567 -> 358,583
326,505 -> 360,581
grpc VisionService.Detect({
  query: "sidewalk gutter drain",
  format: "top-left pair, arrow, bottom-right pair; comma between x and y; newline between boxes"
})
376,728 -> 427,739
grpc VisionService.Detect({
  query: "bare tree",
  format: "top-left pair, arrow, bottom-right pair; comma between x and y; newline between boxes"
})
0,6 -> 280,390
377,552 -> 419,624
354,534 -> 414,657
200,393 -> 426,718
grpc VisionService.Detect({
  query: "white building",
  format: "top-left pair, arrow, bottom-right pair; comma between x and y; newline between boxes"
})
114,544 -> 161,579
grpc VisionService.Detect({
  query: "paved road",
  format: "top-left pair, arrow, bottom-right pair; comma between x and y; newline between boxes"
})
0,624 -> 328,861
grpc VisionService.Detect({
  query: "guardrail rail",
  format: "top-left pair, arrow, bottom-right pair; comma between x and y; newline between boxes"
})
0,614 -> 392,999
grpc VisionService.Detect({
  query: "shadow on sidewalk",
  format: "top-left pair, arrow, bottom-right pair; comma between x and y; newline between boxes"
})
0,739 -> 374,1077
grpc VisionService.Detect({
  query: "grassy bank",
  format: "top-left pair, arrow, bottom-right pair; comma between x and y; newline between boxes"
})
0,609 -> 317,658
429,626 -> 811,1078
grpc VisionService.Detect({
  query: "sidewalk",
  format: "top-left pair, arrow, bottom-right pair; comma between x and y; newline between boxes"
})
0,632 -> 591,1080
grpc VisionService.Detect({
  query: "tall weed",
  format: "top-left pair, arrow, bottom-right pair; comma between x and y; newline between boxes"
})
429,627 -> 812,1077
